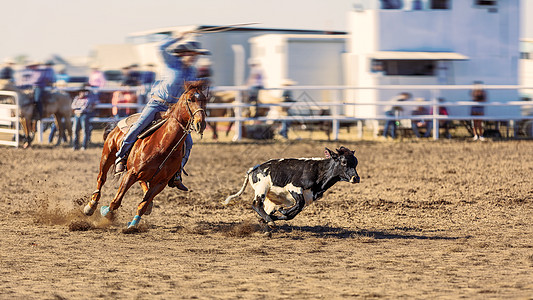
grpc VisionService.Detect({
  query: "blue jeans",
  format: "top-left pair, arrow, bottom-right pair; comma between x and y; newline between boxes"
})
72,113 -> 92,149
411,120 -> 423,138
279,121 -> 291,138
383,111 -> 397,138
33,87 -> 44,119
116,100 -> 192,168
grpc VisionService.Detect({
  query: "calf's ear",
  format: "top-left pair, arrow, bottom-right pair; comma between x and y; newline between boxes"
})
324,147 -> 337,159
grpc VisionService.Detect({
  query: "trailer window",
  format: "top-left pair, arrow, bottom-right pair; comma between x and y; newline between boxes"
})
377,60 -> 436,76
431,0 -> 450,9
474,0 -> 497,7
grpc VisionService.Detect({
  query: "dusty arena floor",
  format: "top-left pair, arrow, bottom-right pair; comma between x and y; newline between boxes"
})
0,134 -> 532,299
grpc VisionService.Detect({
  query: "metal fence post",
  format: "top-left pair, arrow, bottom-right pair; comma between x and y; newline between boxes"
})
431,88 -> 439,140
332,89 -> 340,140
233,90 -> 243,141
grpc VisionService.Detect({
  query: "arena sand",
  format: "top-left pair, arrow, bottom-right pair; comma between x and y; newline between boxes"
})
0,136 -> 532,299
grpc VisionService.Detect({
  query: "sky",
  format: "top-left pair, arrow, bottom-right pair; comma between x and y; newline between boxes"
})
0,0 -> 531,62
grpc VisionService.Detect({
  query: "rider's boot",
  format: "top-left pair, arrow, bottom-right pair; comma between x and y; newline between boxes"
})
168,172 -> 188,191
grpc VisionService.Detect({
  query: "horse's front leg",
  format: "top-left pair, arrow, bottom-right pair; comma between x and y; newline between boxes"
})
100,171 -> 137,219
21,117 -> 33,148
84,142 -> 116,216
54,117 -> 63,146
127,181 -> 166,229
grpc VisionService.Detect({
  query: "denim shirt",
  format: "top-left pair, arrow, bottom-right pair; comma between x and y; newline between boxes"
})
151,37 -> 197,104
35,67 -> 56,88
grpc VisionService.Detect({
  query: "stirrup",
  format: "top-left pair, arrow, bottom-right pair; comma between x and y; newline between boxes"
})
115,158 -> 126,174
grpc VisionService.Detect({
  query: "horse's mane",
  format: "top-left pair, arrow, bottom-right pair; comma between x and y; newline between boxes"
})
161,80 -> 206,119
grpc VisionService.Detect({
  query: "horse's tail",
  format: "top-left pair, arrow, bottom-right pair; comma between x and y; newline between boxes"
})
222,165 -> 258,205
103,122 -> 118,141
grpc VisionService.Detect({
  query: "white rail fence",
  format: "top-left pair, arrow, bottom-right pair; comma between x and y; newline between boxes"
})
2,85 -> 533,146
0,91 -> 19,147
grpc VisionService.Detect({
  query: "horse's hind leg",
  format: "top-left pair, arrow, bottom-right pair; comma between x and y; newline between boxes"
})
127,181 -> 166,228
63,114 -> 73,144
225,121 -> 234,137
84,142 -> 116,216
54,116 -> 63,146
138,181 -> 153,215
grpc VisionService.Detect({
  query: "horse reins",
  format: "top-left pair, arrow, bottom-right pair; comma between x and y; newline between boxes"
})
147,89 -> 206,183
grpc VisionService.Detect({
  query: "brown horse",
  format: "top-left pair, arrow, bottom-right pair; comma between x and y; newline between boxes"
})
83,80 -> 207,229
0,79 -> 72,148
207,91 -> 235,139
207,90 -> 276,139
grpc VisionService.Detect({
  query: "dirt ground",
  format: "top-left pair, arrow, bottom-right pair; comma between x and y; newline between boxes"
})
0,133 -> 532,299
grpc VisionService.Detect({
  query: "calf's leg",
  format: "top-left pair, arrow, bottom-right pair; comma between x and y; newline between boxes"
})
251,194 -> 276,228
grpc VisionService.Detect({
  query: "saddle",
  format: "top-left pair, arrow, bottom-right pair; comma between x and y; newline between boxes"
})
117,112 -> 167,139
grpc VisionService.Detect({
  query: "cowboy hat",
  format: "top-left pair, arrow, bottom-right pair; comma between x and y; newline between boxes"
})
172,41 -> 211,55
26,61 -> 42,67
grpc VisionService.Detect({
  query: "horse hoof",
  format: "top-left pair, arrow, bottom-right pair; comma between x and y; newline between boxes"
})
267,221 -> 276,229
100,206 -> 112,218
263,231 -> 272,238
83,203 -> 96,216
127,215 -> 141,229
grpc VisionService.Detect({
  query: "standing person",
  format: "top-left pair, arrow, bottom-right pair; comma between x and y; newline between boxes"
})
71,84 -> 98,150
33,60 -> 56,120
383,92 -> 411,139
0,58 -> 16,82
88,64 -> 106,89
279,79 -> 297,139
246,59 -> 264,117
16,61 -> 39,89
114,34 -> 210,192
410,99 -> 428,138
470,81 -> 486,141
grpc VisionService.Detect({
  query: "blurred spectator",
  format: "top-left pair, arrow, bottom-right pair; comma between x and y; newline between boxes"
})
247,58 -> 264,117
410,98 -> 428,138
383,92 -> 411,139
279,79 -> 297,139
382,0 -> 403,9
71,83 -> 98,150
17,61 -> 40,89
470,81 -> 486,141
112,83 -> 136,118
122,64 -> 141,86
88,64 -> 106,88
33,60 -> 56,120
0,58 -> 16,82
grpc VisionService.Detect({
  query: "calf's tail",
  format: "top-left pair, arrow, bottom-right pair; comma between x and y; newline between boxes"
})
222,172 -> 251,205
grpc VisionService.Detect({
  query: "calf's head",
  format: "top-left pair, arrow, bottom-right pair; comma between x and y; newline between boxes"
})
325,146 -> 360,184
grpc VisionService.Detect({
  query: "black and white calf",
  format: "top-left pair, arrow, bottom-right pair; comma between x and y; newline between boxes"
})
223,147 -> 360,228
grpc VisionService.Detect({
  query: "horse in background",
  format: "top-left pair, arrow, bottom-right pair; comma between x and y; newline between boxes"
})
83,80 -> 207,230
207,91 -> 235,139
0,79 -> 72,148
207,90 -> 277,140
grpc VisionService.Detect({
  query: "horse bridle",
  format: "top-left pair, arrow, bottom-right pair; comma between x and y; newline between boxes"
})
149,87 -> 206,183
179,87 -> 206,133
